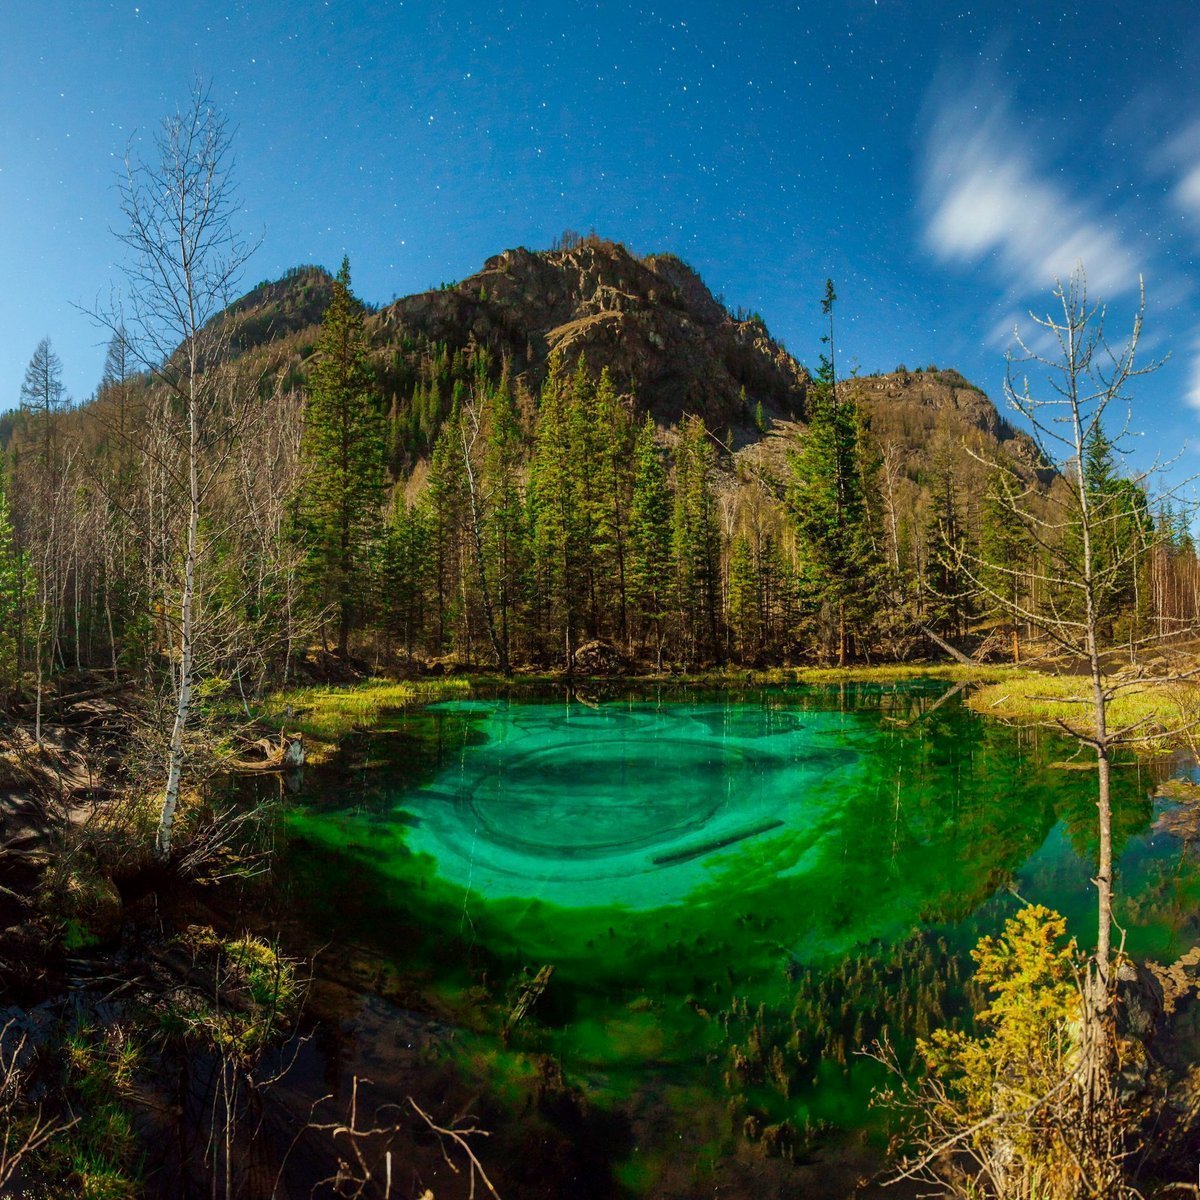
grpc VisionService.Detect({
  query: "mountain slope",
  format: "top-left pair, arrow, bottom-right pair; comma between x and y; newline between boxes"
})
209,239 -> 1042,490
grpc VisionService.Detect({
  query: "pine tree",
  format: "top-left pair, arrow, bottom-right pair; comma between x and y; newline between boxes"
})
297,258 -> 387,653
787,281 -> 879,664
482,369 -> 528,665
586,368 -> 633,640
978,464 -> 1033,662
528,355 -> 587,667
672,416 -> 722,661
19,338 -> 66,466
427,409 -> 467,655
381,497 -> 431,657
627,414 -> 673,664
1080,422 -> 1149,640
727,534 -> 763,659
924,450 -> 972,638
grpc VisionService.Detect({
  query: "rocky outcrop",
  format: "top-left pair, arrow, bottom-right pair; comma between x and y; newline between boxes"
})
377,240 -> 810,428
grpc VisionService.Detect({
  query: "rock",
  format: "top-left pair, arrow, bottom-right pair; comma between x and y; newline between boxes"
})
572,639 -> 626,676
1115,958 -> 1165,1040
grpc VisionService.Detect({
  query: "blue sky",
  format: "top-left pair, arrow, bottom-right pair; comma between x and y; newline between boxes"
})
4,1 -> 1200,479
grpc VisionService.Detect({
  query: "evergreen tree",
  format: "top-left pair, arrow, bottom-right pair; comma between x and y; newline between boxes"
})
978,464 -> 1034,662
482,368 -> 528,665
427,407 -> 467,655
1081,423 -> 1149,639
586,368 -> 634,639
672,416 -> 722,661
381,497 -> 431,657
528,355 -> 587,667
627,414 -> 673,664
923,451 -> 972,638
727,533 -> 762,658
297,258 -> 387,653
787,282 -> 879,664
19,337 -> 66,466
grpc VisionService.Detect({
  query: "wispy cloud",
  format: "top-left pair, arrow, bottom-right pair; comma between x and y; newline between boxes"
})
1183,331 -> 1200,414
919,83 -> 1140,303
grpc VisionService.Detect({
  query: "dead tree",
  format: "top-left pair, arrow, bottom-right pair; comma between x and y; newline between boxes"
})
107,80 -> 256,860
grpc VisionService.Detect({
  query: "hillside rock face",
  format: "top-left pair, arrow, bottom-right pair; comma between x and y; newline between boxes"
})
375,240 -> 810,427
852,368 -> 1044,477
224,265 -> 334,356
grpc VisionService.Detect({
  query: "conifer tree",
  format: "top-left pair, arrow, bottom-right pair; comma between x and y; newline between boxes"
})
586,368 -> 634,639
787,281 -> 879,664
19,337 -> 66,466
672,415 -> 722,661
727,533 -> 762,658
482,369 -> 528,664
924,450 -> 972,638
627,414 -> 673,665
381,497 -> 431,657
978,464 -> 1033,662
297,257 -> 387,654
427,407 -> 467,655
528,355 -> 587,666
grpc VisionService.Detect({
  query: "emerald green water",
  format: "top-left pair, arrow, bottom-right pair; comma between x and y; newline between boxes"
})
275,682 -> 1199,1192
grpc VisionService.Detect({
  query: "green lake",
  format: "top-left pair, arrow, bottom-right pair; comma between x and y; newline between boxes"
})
268,680 -> 1200,1195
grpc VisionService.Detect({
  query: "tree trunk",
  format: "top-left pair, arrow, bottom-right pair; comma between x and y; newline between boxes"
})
157,381 -> 199,862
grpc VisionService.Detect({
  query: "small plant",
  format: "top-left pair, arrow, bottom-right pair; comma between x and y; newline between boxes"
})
44,1024 -> 143,1199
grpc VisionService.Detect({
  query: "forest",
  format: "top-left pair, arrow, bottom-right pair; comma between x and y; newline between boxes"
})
4,254 -> 1199,705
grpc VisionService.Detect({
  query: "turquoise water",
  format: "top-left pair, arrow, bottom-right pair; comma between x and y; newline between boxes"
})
275,681 -> 1199,1193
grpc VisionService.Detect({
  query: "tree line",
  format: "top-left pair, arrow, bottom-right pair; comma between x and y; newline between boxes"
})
4,268 -> 1200,710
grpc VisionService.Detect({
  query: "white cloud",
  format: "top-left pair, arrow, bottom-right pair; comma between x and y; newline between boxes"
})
1184,331 -> 1200,413
1173,163 -> 1200,215
920,87 -> 1140,299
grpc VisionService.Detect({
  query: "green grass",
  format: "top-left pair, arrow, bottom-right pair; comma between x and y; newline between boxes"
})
968,671 -> 1200,750
253,678 -> 471,760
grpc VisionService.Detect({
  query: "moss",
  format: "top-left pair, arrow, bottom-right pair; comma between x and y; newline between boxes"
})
252,678 -> 471,761
43,864 -> 123,949
154,927 -> 300,1052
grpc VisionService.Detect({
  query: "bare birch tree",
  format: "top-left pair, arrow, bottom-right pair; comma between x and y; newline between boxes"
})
108,80 -> 255,860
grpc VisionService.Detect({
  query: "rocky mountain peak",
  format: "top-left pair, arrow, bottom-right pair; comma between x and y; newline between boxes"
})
379,236 -> 810,427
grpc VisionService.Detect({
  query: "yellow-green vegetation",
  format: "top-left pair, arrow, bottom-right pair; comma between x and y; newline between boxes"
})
44,1025 -> 142,1200
921,906 -> 1080,1123
787,662 -> 1018,686
156,927 -> 300,1053
969,670 -> 1200,750
882,906 -> 1086,1200
254,678 -> 471,761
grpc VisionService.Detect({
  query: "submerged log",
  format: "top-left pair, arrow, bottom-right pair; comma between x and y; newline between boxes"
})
506,964 -> 554,1031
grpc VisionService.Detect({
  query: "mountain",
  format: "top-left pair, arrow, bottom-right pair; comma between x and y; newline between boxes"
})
375,238 -> 810,429
208,237 -> 1042,491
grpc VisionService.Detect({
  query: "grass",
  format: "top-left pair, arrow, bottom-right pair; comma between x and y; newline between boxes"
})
253,677 -> 471,761
42,1026 -> 143,1199
786,662 -> 1019,685
968,671 -> 1200,751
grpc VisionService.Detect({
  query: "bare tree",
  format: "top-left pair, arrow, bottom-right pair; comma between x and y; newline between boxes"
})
19,337 -> 67,466
107,80 -> 256,860
958,269 -> 1185,994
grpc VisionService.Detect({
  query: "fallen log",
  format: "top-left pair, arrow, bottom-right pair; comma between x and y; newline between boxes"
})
226,734 -> 305,773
